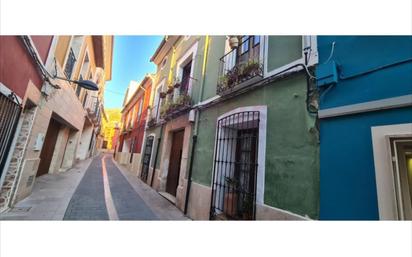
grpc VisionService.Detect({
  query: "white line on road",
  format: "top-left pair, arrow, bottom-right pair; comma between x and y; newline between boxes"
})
101,155 -> 119,220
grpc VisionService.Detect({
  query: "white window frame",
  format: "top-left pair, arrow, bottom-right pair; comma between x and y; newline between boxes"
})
160,57 -> 168,70
211,105 -> 267,205
371,123 -> 412,220
263,36 -> 318,78
175,41 -> 198,96
154,78 -> 166,121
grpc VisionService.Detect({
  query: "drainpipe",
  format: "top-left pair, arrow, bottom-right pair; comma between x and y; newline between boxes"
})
184,36 -> 210,214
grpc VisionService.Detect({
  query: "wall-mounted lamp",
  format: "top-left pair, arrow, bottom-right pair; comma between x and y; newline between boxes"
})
52,75 -> 99,91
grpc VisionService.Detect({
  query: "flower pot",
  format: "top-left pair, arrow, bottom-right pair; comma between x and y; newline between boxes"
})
167,87 -> 174,94
160,92 -> 167,98
173,82 -> 181,88
223,191 -> 238,218
229,36 -> 239,49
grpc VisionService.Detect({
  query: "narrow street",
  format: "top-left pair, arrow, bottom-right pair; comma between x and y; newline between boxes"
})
0,154 -> 188,220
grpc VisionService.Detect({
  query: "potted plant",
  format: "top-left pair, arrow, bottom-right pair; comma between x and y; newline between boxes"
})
242,60 -> 260,78
167,86 -> 174,94
159,92 -> 167,98
223,176 -> 239,218
160,101 -> 170,117
226,67 -> 239,87
147,117 -> 156,127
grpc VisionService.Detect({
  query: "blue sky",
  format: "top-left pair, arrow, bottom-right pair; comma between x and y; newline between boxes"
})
104,36 -> 163,109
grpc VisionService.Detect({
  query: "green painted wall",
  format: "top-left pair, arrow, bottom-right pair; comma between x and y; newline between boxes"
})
201,36 -> 226,101
191,74 -> 319,219
267,36 -> 302,71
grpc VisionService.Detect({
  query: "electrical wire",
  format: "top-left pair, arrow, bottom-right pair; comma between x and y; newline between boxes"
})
20,36 -> 60,89
105,89 -> 126,96
324,41 -> 336,64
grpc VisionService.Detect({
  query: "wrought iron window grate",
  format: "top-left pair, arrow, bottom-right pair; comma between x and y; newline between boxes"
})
0,92 -> 21,177
141,135 -> 154,183
210,111 -> 260,220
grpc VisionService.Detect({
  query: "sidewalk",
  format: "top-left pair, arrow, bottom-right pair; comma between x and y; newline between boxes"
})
0,158 -> 92,220
112,159 -> 189,220
0,154 -> 190,220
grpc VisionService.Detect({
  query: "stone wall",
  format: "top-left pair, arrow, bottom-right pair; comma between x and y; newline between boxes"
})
0,106 -> 37,212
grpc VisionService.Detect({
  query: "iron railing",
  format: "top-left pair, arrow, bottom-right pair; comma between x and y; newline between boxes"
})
210,111 -> 260,220
64,48 -> 76,79
0,92 -> 22,178
140,135 -> 154,183
217,36 -> 263,95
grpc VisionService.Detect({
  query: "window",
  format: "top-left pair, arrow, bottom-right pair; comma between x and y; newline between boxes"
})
161,57 -> 167,70
180,60 -> 192,94
64,48 -> 76,79
240,36 -> 249,55
390,138 -> 412,219
371,123 -> 412,220
154,79 -> 165,121
253,35 -> 260,46
175,42 -> 198,96
210,110 -> 260,220
218,36 -> 263,94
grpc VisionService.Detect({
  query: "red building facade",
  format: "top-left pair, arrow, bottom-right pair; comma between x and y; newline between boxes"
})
117,75 -> 153,169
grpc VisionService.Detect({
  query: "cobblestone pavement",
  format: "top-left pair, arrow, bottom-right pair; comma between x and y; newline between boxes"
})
1,153 -> 188,220
64,154 -> 159,220
63,156 -> 109,220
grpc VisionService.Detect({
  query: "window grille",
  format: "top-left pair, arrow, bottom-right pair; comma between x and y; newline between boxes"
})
140,136 -> 154,183
210,111 -> 260,220
0,92 -> 21,177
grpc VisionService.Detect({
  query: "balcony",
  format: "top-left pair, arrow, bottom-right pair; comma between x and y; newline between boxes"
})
217,36 -> 263,95
160,91 -> 191,120
146,105 -> 158,128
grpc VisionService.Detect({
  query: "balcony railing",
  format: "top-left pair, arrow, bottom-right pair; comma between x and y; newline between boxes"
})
159,91 -> 191,120
64,48 -> 76,79
217,36 -> 263,95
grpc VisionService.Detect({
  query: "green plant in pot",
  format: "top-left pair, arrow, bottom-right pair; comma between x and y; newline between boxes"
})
242,60 -> 260,78
226,68 -> 239,88
160,101 -> 170,117
174,94 -> 191,108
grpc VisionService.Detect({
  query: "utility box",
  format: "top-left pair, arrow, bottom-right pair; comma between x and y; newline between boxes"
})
316,61 -> 339,87
188,109 -> 196,122
33,133 -> 44,151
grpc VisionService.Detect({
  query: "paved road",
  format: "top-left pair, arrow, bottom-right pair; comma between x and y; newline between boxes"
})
64,154 -> 159,220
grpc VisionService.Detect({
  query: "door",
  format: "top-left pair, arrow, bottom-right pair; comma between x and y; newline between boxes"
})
391,139 -> 412,219
141,136 -> 154,183
166,129 -> 184,196
233,128 -> 258,220
37,118 -> 61,177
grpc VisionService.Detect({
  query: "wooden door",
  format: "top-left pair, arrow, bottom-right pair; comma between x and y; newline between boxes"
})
37,118 -> 61,177
166,130 -> 184,196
